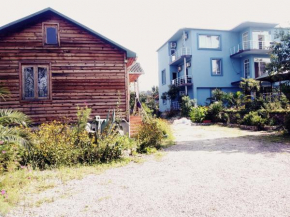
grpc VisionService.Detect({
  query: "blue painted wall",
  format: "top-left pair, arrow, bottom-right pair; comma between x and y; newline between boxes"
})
157,24 -> 278,111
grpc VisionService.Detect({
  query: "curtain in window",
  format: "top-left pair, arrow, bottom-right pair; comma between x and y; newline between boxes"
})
199,35 -> 220,48
24,67 -> 34,98
212,60 -> 221,75
211,36 -> 220,49
199,35 -> 207,48
38,67 -> 48,97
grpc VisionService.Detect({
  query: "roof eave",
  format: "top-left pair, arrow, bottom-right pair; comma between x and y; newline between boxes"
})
0,7 -> 136,58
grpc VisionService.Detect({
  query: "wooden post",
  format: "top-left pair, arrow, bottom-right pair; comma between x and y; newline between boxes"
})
124,53 -> 129,122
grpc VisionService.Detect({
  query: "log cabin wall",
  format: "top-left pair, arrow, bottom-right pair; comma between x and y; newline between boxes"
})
0,13 -> 128,123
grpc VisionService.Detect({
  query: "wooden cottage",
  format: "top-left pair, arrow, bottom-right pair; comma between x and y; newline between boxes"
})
0,8 -> 143,127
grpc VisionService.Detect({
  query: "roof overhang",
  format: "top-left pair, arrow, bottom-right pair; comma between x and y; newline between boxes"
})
0,7 -> 136,58
157,21 -> 280,52
256,72 -> 290,82
128,62 -> 144,82
230,21 -> 279,32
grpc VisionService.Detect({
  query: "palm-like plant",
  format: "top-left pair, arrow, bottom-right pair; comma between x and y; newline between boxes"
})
0,85 -> 10,101
0,84 -> 32,147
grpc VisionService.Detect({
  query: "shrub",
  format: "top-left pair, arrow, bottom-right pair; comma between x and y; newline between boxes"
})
208,101 -> 223,122
156,118 -> 173,141
190,107 -> 208,123
235,113 -> 242,124
136,119 -> 164,152
221,112 -> 230,124
241,111 -> 266,129
0,143 -> 24,173
165,108 -> 179,118
284,113 -> 290,134
180,96 -> 195,117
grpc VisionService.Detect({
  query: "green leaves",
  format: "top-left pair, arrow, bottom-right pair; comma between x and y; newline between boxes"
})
0,109 -> 31,127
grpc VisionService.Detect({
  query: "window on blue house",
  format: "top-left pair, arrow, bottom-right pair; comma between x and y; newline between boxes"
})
43,23 -> 59,45
163,98 -> 167,105
211,59 -> 222,76
244,59 -> 250,78
199,35 -> 220,49
162,70 -> 166,85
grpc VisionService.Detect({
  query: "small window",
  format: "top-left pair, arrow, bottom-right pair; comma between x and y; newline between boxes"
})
244,59 -> 250,78
211,59 -> 222,76
162,70 -> 166,85
21,64 -> 50,100
198,34 -> 221,49
43,23 -> 59,46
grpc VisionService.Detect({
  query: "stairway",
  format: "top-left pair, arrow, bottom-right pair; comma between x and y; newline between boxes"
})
130,115 -> 142,137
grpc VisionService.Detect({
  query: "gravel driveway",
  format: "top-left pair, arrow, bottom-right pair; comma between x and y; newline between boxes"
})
8,124 -> 290,217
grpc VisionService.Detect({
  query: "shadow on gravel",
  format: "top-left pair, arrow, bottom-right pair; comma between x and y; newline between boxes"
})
168,126 -> 290,155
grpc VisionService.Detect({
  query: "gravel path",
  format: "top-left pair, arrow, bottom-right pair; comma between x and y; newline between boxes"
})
8,125 -> 290,217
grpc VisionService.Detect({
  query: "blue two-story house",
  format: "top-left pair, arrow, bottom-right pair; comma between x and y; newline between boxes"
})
157,22 -> 279,112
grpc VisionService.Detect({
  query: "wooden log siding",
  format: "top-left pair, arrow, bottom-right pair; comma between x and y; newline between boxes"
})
0,14 -> 128,123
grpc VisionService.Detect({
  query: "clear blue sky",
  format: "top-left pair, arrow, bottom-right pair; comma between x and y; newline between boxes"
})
0,0 -> 290,91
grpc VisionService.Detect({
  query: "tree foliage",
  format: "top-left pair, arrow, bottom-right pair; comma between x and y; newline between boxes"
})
266,29 -> 290,75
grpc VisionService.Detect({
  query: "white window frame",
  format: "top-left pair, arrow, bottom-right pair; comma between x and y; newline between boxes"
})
198,34 -> 221,49
244,59 -> 250,78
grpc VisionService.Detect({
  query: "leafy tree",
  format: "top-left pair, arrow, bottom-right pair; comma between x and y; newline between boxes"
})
266,29 -> 290,76
266,29 -> 290,101
162,85 -> 180,101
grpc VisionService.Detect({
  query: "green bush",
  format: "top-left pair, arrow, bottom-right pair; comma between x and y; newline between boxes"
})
180,96 -> 195,117
284,113 -> 290,134
221,112 -> 230,124
241,111 -> 266,128
136,119 -> 164,152
156,118 -> 173,141
0,143 -> 24,173
208,101 -> 223,122
190,106 -> 208,123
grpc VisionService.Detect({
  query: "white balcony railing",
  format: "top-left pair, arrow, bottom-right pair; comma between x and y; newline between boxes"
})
230,40 -> 272,55
172,75 -> 192,86
171,47 -> 191,62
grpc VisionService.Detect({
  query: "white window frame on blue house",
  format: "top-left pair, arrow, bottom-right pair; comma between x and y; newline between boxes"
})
161,69 -> 166,85
210,58 -> 223,76
198,34 -> 221,50
244,59 -> 250,78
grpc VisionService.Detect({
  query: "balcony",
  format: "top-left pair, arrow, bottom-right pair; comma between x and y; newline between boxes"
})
170,47 -> 192,65
172,75 -> 192,87
230,40 -> 272,58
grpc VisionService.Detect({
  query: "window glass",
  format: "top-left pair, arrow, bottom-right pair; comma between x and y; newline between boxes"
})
38,67 -> 48,97
199,35 -> 220,49
162,70 -> 166,85
46,27 -> 58,44
24,67 -> 34,98
22,65 -> 49,100
211,59 -> 222,75
244,59 -> 250,78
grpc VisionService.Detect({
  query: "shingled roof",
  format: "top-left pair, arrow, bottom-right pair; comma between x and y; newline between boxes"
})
0,7 -> 136,58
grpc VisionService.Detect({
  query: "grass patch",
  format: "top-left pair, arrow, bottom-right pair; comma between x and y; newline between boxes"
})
97,196 -> 111,202
154,152 -> 167,161
0,158 -> 131,215
35,197 -> 55,207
